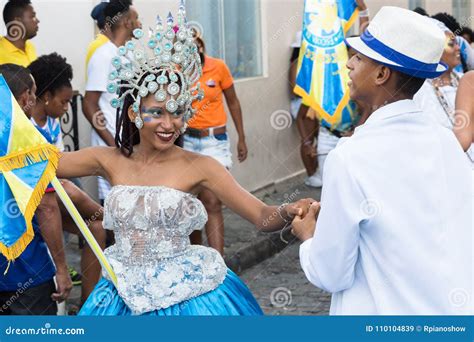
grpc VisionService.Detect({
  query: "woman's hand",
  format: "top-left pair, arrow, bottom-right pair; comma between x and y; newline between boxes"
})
284,198 -> 317,221
291,202 -> 321,241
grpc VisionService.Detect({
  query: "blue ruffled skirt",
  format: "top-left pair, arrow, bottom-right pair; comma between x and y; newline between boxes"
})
78,270 -> 263,316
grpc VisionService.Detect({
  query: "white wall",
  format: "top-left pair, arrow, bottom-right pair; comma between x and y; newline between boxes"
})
0,0 -> 460,197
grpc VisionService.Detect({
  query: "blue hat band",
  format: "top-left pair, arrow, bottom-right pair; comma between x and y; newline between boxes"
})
360,30 -> 441,74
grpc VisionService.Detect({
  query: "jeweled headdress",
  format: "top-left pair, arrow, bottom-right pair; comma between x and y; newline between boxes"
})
107,0 -> 203,122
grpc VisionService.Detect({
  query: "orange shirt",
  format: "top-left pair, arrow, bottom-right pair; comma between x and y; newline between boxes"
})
189,56 -> 234,129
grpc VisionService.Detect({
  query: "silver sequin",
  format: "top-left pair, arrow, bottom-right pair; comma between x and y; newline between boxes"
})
102,186 -> 227,315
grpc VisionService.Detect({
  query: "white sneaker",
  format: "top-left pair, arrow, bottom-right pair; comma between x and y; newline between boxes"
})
304,170 -> 323,188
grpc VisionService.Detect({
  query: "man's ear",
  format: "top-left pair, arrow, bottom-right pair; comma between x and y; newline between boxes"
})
123,13 -> 132,29
374,65 -> 392,87
17,91 -> 29,110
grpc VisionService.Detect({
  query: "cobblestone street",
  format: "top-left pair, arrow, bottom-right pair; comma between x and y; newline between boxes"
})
241,241 -> 331,316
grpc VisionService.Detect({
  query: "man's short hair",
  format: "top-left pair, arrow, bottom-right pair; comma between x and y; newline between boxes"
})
3,0 -> 31,25
0,63 -> 33,99
431,12 -> 461,34
103,0 -> 133,31
394,71 -> 425,97
91,2 -> 108,30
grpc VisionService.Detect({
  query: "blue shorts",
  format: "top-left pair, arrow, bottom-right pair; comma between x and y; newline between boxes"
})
183,133 -> 233,169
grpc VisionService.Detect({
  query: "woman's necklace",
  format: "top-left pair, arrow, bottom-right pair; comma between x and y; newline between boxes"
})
429,72 -> 460,126
430,72 -> 473,163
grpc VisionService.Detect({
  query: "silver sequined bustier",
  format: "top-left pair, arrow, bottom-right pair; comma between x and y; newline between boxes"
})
102,185 -> 227,314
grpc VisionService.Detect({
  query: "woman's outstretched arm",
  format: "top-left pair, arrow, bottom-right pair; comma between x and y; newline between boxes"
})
57,146 -> 112,179
196,155 -> 315,232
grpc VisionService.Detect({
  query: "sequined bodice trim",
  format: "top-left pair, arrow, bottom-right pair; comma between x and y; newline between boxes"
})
102,185 -> 227,314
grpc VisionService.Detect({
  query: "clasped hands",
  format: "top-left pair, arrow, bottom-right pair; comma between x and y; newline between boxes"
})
285,198 -> 321,241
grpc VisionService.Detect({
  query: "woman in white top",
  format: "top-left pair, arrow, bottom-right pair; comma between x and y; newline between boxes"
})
413,20 -> 462,129
454,71 -> 474,162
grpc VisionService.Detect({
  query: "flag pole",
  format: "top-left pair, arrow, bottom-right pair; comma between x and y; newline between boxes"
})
51,177 -> 117,287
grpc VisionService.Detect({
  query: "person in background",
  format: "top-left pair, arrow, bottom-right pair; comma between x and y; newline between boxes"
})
28,53 -> 107,304
83,0 -> 142,204
0,64 -> 72,315
184,35 -> 247,255
302,0 -> 370,188
454,71 -> 474,163
85,1 -> 113,73
414,18 -> 474,164
460,27 -> 474,45
289,31 -> 304,120
414,20 -> 463,129
413,7 -> 428,16
0,0 -> 39,66
289,31 -> 320,185
431,12 -> 474,73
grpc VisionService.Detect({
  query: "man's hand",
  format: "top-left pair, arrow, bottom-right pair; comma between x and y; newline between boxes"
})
291,202 -> 321,241
52,267 -> 73,303
237,138 -> 248,162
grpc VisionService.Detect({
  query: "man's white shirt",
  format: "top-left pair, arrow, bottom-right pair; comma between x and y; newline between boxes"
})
86,40 -> 117,147
86,40 -> 118,199
300,100 -> 473,315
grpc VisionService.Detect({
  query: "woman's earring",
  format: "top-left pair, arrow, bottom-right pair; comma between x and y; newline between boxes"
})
45,100 -> 49,106
179,122 -> 188,135
134,115 -> 144,129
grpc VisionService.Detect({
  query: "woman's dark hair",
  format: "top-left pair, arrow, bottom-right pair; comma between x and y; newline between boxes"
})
115,70 -> 184,157
28,52 -> 73,98
0,63 -> 33,98
413,7 -> 428,17
431,13 -> 461,34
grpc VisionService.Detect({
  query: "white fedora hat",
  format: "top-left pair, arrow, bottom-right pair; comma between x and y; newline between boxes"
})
346,6 -> 448,79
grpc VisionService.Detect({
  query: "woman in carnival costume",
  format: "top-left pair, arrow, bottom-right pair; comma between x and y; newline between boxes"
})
57,3 -> 314,316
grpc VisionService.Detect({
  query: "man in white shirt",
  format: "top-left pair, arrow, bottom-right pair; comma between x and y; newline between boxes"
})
292,7 -> 473,315
83,0 -> 141,202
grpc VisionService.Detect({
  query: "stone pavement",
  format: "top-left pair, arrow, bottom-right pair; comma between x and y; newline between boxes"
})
65,173 -> 325,314
241,242 -> 331,315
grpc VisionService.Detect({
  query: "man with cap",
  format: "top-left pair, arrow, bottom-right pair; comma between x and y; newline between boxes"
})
292,6 -> 472,315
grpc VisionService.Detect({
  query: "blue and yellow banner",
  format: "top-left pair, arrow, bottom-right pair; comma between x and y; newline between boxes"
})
295,0 -> 358,130
0,75 -> 59,261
